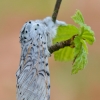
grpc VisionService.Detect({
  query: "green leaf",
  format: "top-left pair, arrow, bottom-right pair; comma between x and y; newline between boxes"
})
72,10 -> 95,45
54,47 -> 74,61
73,36 -> 81,56
82,24 -> 94,34
82,32 -> 95,45
81,39 -> 88,54
72,49 -> 87,74
53,25 -> 79,44
52,10 -> 96,74
72,10 -> 84,25
81,25 -> 95,45
72,36 -> 88,74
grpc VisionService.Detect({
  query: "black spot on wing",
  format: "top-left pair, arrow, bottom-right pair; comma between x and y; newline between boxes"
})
42,61 -> 44,63
39,69 -> 50,76
22,27 -> 25,34
47,85 -> 50,89
37,45 -> 39,48
24,41 -> 26,43
24,37 -> 27,39
46,71 -> 50,76
29,21 -> 31,24
33,44 -> 35,46
17,76 -> 20,79
39,73 -> 44,77
39,69 -> 45,77
44,42 -> 46,44
17,85 -> 19,88
39,33 -> 40,36
26,31 -> 27,33
45,63 -> 48,66
37,24 -> 39,26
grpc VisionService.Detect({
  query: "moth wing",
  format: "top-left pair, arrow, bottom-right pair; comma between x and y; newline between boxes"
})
16,21 -> 50,100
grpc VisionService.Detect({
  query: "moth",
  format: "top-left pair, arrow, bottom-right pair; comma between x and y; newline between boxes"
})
16,17 -> 66,100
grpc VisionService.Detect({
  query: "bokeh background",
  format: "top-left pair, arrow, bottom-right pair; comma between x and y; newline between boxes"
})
0,0 -> 100,100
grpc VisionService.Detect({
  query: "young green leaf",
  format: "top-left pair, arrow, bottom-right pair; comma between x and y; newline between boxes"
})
72,10 -> 84,26
72,49 -> 87,74
52,10 -> 95,74
73,36 -> 81,56
81,25 -> 95,45
72,10 -> 95,45
80,39 -> 88,53
82,31 -> 95,45
54,47 -> 74,61
53,25 -> 79,44
72,36 -> 88,74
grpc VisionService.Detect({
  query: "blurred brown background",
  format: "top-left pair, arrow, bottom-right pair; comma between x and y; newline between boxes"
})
0,0 -> 100,100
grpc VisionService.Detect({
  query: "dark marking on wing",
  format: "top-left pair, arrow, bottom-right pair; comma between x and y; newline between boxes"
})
45,63 -> 48,66
39,73 -> 44,77
37,24 -> 39,26
47,85 -> 50,89
22,27 -> 25,34
29,21 -> 31,24
46,71 -> 50,76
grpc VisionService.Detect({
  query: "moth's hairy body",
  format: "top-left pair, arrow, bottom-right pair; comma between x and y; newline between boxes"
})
16,17 -> 66,100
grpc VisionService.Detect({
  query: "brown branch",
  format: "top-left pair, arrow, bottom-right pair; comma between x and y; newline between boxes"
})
49,36 -> 75,54
50,0 -> 75,54
52,0 -> 62,22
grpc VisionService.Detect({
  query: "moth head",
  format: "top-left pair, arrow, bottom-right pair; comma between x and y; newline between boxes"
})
43,17 -> 55,28
19,21 -> 46,45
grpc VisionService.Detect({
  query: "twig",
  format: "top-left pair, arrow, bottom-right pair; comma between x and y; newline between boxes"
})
49,39 -> 70,54
52,0 -> 62,22
49,0 -> 75,54
49,36 -> 75,54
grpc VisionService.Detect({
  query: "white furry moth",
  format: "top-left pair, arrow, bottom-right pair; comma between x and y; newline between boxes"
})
16,17 -> 66,100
